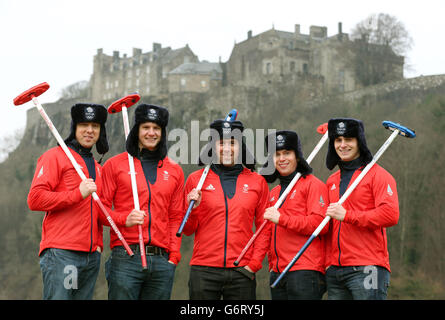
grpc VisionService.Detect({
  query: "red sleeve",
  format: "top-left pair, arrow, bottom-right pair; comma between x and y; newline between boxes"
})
343,169 -> 399,229
167,167 -> 185,264
278,177 -> 329,235
247,177 -> 271,273
27,150 -> 83,212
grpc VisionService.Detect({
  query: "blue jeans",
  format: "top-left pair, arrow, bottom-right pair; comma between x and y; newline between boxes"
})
270,270 -> 326,300
105,246 -> 176,300
39,248 -> 101,300
326,265 -> 390,300
189,266 -> 256,300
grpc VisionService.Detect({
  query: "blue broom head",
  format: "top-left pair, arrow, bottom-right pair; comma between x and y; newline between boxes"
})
382,121 -> 416,138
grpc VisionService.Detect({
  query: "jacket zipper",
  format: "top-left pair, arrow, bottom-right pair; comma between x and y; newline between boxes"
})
146,181 -> 152,245
337,222 -> 342,266
274,187 -> 288,272
274,225 -> 279,272
87,158 -> 94,253
89,197 -> 93,253
223,192 -> 229,268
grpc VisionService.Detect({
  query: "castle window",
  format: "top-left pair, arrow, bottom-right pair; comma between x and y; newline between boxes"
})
290,61 -> 295,72
303,63 -> 308,74
338,70 -> 345,80
115,80 -> 119,88
127,70 -> 132,78
136,69 -> 140,76
201,80 -> 207,88
146,66 -> 150,74
266,62 -> 272,74
263,61 -> 273,75
181,78 -> 186,86
339,84 -> 344,92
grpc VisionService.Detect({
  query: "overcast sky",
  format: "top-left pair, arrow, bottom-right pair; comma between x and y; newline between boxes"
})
1,0 -> 444,141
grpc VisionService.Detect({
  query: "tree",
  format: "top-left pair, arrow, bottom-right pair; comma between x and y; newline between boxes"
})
350,13 -> 413,86
0,128 -> 24,163
59,80 -> 89,100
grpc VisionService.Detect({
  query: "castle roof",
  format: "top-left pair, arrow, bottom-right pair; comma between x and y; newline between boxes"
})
169,62 -> 222,78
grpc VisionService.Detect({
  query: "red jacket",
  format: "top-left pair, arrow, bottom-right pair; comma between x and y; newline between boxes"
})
325,164 -> 399,271
183,167 -> 270,273
268,174 -> 329,274
28,146 -> 104,255
100,153 -> 184,264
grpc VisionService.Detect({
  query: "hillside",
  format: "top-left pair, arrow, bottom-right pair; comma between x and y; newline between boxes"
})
1,75 -> 444,299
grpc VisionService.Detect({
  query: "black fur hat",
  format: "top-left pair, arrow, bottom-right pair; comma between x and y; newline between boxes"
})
260,130 -> 312,183
326,118 -> 373,170
126,104 -> 169,159
64,103 -> 109,155
198,119 -> 256,171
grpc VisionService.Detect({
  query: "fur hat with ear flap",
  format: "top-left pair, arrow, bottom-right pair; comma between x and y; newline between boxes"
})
198,119 -> 256,171
64,103 -> 109,155
326,118 -> 373,170
126,103 -> 169,159
260,130 -> 312,183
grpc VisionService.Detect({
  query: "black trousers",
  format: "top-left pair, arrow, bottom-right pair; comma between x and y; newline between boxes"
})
189,265 -> 256,300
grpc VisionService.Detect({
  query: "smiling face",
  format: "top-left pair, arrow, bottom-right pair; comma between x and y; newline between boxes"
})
138,122 -> 162,151
273,149 -> 298,176
75,122 -> 100,149
334,136 -> 361,162
215,138 -> 240,167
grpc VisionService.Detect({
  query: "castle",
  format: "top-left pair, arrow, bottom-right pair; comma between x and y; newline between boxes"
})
89,23 -> 404,102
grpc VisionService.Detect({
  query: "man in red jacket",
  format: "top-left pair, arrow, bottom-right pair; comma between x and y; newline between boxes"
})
324,118 -> 399,300
101,104 -> 184,300
185,119 -> 270,300
28,103 -> 109,300
261,130 -> 328,299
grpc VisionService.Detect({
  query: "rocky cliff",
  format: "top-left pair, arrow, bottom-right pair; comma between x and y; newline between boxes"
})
1,75 -> 445,299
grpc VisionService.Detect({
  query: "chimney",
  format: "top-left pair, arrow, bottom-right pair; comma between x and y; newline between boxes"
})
133,48 -> 142,57
294,24 -> 300,37
338,22 -> 343,41
113,51 -> 120,61
153,42 -> 161,53
247,30 -> 252,39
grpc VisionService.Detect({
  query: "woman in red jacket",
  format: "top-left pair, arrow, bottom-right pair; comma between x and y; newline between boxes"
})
324,118 -> 399,300
101,104 -> 184,300
184,119 -> 270,300
28,103 -> 109,300
261,130 -> 328,300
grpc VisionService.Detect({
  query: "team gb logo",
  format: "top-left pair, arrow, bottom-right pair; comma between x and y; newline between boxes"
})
85,107 -> 95,120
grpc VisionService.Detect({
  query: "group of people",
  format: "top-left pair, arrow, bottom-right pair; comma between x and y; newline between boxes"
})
27,101 -> 399,300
